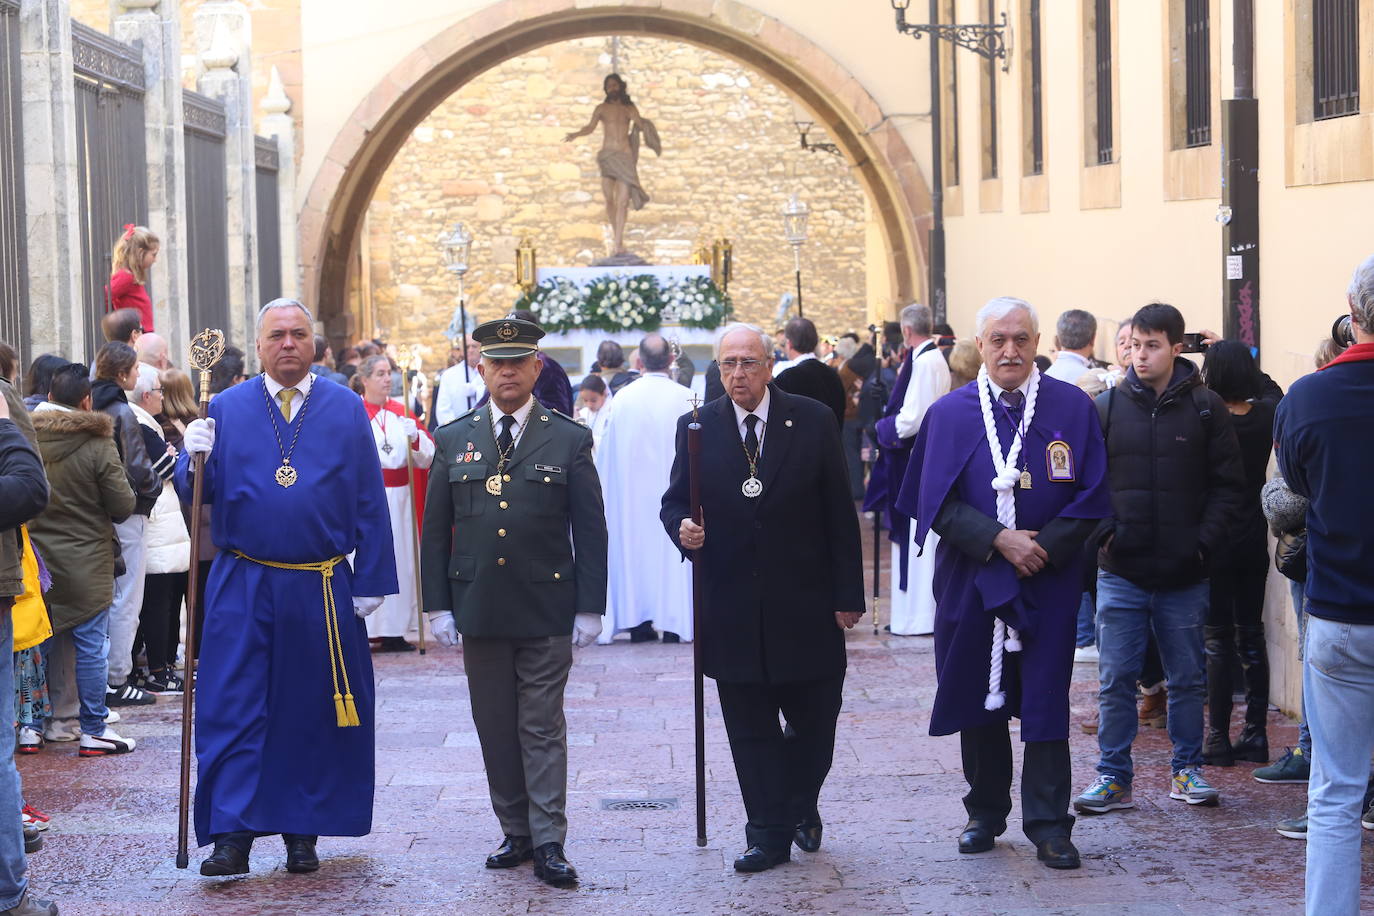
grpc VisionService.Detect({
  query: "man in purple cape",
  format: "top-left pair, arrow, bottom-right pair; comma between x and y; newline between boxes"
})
896,298 -> 1111,870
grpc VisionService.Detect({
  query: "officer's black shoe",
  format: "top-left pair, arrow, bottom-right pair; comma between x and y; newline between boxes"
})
485,835 -> 533,869
662,632 -> 681,644
733,845 -> 791,872
283,835 -> 319,873
1035,835 -> 1081,870
957,820 -> 1000,854
532,842 -> 578,887
793,813 -> 823,852
628,622 -> 659,643
200,842 -> 251,877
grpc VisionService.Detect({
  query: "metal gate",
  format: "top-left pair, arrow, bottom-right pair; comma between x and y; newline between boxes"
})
0,0 -> 27,361
183,90 -> 229,338
72,21 -> 147,353
254,136 -> 281,306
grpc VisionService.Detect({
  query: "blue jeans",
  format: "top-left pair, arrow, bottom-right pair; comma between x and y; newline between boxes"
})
0,601 -> 31,908
64,610 -> 112,736
1289,580 -> 1312,756
1076,591 -> 1095,648
1094,571 -> 1208,783
1303,615 -> 1374,916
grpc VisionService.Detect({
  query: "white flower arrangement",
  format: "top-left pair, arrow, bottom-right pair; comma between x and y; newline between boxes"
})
517,273 -> 731,333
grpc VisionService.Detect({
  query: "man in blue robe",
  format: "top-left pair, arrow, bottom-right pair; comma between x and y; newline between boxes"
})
176,299 -> 397,877
896,297 -> 1111,870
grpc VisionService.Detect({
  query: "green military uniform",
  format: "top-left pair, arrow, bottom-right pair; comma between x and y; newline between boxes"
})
420,318 -> 607,855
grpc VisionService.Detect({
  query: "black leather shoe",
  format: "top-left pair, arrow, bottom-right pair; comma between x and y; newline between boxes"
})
485,835 -> 533,869
200,843 -> 250,877
284,835 -> 319,873
532,842 -> 578,887
957,820 -> 999,854
1035,835 -> 1081,869
628,622 -> 659,643
662,632 -> 681,644
793,815 -> 823,853
733,845 -> 791,872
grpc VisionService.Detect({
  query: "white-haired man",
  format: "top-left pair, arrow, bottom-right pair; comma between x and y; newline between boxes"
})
866,303 -> 949,636
1277,255 -> 1374,915
896,298 -> 1111,869
174,299 -> 398,877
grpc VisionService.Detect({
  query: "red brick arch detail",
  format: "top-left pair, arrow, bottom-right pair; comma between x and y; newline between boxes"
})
301,0 -> 932,334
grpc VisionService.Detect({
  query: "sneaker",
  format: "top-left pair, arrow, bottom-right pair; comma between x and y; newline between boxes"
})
79,728 -> 136,757
1073,774 -> 1134,814
1254,747 -> 1310,784
105,708 -> 120,724
1073,645 -> 1099,664
1275,813 -> 1307,840
15,728 -> 42,755
106,682 -> 155,707
1170,767 -> 1220,806
21,809 -> 48,833
3,891 -> 57,914
1363,800 -> 1374,831
21,804 -> 49,825
40,719 -> 79,743
141,671 -> 185,695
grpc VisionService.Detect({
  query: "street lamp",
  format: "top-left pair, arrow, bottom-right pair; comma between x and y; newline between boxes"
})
890,0 -> 1009,323
438,222 -> 475,393
782,194 -> 810,319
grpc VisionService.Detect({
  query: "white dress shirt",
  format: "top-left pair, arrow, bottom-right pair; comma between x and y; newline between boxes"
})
731,386 -> 771,459
262,370 -> 314,423
489,396 -> 534,452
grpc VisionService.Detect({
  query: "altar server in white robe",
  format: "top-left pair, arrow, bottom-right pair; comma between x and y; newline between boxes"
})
596,334 -> 695,644
882,304 -> 950,636
358,355 -> 435,650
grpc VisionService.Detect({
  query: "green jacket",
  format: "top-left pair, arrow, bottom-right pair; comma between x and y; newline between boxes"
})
420,400 -> 607,638
0,378 -> 44,599
28,408 -> 136,632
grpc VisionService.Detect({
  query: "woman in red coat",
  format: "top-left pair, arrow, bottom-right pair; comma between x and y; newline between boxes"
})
107,224 -> 160,332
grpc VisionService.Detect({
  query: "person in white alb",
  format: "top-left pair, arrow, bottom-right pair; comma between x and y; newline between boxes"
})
434,339 -> 483,428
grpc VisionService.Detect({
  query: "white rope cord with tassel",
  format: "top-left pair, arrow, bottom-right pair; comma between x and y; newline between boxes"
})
975,363 -> 1041,710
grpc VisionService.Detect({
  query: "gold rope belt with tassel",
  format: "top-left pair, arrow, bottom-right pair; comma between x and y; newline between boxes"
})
231,551 -> 360,728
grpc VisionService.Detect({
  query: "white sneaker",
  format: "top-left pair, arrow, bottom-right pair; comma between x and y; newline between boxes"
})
1074,645 -> 1099,664
15,727 -> 42,755
79,728 -> 136,757
105,709 -> 121,724
41,719 -> 79,743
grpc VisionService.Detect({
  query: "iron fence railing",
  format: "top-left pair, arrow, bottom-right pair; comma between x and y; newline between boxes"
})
183,90 -> 229,338
0,0 -> 28,362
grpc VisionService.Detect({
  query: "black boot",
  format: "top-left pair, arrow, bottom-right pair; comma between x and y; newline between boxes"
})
1233,723 -> 1269,764
1203,727 -> 1235,767
1203,627 -> 1234,766
1234,625 -> 1270,762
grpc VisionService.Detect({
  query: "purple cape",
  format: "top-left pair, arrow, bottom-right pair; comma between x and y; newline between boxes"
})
862,345 -> 918,588
895,376 -> 1111,741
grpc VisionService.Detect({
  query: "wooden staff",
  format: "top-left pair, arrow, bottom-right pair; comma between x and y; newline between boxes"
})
867,323 -> 884,636
177,328 -> 225,870
687,396 -> 707,847
397,345 -> 426,655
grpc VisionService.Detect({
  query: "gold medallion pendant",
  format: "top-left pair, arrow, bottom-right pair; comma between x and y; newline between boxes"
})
485,475 -> 503,496
276,463 -> 299,488
1019,470 -> 1032,490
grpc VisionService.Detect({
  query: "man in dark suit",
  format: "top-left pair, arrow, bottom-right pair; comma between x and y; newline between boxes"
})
421,318 -> 608,889
774,317 -> 847,429
661,323 -> 864,873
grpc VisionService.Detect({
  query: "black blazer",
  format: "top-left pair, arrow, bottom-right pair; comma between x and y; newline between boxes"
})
774,358 -> 847,430
660,385 -> 864,684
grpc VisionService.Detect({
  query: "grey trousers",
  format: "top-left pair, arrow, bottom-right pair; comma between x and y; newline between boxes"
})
464,635 -> 573,847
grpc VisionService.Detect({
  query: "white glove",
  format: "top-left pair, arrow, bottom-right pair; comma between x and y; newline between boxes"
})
428,611 -> 459,647
402,417 -> 419,442
353,595 -> 383,618
184,418 -> 215,455
572,613 -> 602,648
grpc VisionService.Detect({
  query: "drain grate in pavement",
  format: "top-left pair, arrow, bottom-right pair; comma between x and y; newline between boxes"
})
600,798 -> 678,812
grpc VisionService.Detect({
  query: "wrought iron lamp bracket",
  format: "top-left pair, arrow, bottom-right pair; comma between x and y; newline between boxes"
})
894,9 -> 1011,72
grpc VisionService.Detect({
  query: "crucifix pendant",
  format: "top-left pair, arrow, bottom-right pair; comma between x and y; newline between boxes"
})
381,441 -> 394,454
275,463 -> 299,488
1019,470 -> 1032,490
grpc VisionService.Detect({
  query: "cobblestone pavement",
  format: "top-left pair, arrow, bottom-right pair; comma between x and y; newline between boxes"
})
15,539 -> 1355,915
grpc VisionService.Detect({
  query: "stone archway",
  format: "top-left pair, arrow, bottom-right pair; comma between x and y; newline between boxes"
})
301,0 -> 932,336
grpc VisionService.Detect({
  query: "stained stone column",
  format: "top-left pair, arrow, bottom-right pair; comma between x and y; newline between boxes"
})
112,0 -> 190,356
194,2 -> 257,354
19,0 -> 85,359
260,65 -> 299,301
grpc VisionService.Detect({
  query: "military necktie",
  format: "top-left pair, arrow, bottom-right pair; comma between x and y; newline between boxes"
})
498,414 -> 515,454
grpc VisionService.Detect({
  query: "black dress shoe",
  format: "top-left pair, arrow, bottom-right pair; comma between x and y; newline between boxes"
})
733,845 -> 791,872
485,835 -> 533,869
200,843 -> 250,876
793,816 -> 823,853
1035,835 -> 1081,870
284,835 -> 319,873
662,631 -> 681,644
378,636 -> 416,653
628,622 -> 659,643
532,842 -> 578,887
957,820 -> 999,854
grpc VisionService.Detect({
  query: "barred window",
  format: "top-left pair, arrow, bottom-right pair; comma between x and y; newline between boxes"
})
1029,0 -> 1044,175
1313,0 -> 1359,120
1093,0 -> 1113,164
1184,0 -> 1211,147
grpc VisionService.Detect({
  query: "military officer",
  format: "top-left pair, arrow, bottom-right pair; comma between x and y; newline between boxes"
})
420,318 -> 608,889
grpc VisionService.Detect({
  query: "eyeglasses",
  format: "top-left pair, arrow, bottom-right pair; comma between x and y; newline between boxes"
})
150,387 -> 163,394
719,358 -> 766,374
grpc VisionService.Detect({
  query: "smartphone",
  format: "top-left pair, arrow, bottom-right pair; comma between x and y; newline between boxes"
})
1180,332 -> 1208,354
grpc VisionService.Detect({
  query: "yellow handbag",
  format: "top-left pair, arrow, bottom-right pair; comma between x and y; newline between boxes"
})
12,527 -> 52,652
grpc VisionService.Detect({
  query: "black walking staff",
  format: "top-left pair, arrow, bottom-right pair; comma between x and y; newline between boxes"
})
866,324 -> 886,635
687,395 -> 707,847
177,328 -> 225,869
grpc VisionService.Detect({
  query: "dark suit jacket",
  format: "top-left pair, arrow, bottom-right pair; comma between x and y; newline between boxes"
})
774,358 -> 846,430
421,399 -> 608,638
660,385 -> 864,684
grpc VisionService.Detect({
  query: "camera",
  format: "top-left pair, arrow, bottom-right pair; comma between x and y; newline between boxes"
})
1333,314 -> 1355,349
1180,332 -> 1210,354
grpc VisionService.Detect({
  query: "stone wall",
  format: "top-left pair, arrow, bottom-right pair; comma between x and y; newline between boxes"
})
360,35 -> 870,371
